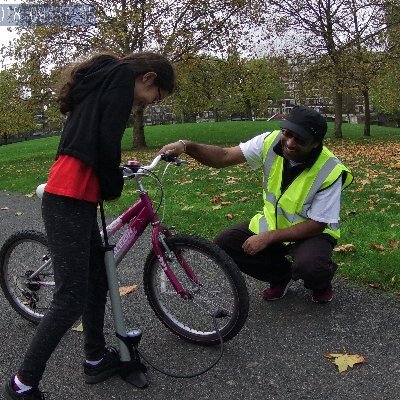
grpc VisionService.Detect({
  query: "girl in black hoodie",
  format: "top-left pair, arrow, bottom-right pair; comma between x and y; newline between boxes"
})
3,52 -> 175,400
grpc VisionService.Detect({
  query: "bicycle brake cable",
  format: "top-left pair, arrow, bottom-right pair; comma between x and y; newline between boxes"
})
158,162 -> 173,223
136,314 -> 224,379
139,168 -> 164,219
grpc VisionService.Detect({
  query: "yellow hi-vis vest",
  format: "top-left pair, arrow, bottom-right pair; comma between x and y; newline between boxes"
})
248,130 -> 353,240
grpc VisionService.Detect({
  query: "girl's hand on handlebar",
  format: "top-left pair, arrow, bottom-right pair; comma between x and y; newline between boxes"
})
157,140 -> 186,156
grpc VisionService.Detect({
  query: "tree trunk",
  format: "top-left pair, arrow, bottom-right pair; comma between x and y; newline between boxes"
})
363,89 -> 371,137
334,90 -> 343,138
133,107 -> 146,148
245,99 -> 252,120
214,108 -> 220,122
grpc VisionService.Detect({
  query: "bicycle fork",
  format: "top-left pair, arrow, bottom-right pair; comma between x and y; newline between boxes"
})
99,202 -> 148,389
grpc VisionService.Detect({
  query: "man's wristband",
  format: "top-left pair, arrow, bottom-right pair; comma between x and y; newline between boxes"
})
178,139 -> 187,153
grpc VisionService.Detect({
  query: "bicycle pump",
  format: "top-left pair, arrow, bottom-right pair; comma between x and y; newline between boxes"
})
99,201 -> 148,388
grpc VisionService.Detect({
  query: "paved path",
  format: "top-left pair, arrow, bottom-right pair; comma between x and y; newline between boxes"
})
0,190 -> 399,400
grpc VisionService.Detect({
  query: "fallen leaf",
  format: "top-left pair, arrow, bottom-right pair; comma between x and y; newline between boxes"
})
15,212 -> 23,216
225,213 -> 233,220
220,201 -> 233,206
392,163 -> 400,170
324,353 -> 365,373
345,210 -> 357,216
0,207 -> 9,211
72,322 -> 84,332
370,243 -> 385,252
212,205 -> 222,210
389,239 -> 399,249
119,285 -> 139,296
391,276 -> 397,285
368,283 -> 381,289
333,244 -> 356,252
210,196 -> 223,203
239,197 -> 250,202
226,176 -> 240,184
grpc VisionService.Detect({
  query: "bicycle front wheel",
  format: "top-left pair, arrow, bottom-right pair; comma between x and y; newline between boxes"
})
0,230 -> 54,324
143,234 -> 249,345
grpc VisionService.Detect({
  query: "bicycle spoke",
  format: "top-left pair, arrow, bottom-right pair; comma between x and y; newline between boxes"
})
0,231 -> 54,324
144,234 -> 248,345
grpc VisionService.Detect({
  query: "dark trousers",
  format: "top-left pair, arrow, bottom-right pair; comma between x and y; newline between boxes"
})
214,221 -> 337,292
18,193 -> 109,386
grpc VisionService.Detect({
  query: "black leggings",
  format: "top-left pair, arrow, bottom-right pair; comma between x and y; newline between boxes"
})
18,193 -> 108,386
214,221 -> 337,292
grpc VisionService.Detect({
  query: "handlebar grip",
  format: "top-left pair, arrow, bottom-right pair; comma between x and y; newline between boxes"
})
161,154 -> 184,165
161,154 -> 177,163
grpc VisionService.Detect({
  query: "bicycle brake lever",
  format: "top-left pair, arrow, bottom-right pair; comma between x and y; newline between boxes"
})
161,153 -> 188,166
160,154 -> 176,163
121,167 -> 136,179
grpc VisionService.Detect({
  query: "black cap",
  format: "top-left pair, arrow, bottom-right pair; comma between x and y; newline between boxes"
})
281,106 -> 327,141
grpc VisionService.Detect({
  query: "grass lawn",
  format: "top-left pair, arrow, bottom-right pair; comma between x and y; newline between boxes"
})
1,121 -> 399,296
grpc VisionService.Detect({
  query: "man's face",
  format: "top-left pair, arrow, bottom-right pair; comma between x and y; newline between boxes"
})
280,129 -> 320,162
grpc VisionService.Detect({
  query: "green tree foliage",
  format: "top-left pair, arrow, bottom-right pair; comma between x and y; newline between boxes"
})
222,51 -> 286,119
0,69 -> 36,144
173,53 -> 285,122
173,56 -> 227,122
370,59 -> 400,120
370,3 -> 400,124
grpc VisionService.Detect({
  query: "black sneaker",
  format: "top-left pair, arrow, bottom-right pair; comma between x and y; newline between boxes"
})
2,379 -> 46,400
84,347 -> 121,384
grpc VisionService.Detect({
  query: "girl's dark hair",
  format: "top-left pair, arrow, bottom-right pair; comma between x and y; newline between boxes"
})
57,51 -> 175,114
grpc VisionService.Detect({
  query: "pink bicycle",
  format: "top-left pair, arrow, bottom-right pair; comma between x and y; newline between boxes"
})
0,154 -> 249,346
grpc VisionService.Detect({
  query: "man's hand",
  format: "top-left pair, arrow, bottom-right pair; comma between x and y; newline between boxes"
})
158,140 -> 185,156
242,232 -> 276,255
242,220 -> 328,255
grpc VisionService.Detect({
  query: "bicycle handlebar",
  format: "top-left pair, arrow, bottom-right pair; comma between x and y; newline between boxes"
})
122,154 -> 186,179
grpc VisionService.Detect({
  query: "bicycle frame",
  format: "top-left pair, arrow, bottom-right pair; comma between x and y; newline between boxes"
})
103,162 -> 199,300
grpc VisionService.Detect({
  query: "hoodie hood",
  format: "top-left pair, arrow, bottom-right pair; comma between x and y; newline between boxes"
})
71,57 -> 125,105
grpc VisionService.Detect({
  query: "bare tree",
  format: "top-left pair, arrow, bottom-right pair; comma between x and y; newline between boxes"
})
264,0 -> 394,138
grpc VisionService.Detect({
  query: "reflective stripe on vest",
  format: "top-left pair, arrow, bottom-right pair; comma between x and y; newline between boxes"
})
249,130 -> 353,240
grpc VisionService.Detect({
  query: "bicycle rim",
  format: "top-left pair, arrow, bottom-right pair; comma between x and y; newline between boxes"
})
0,231 -> 53,324
144,234 -> 248,345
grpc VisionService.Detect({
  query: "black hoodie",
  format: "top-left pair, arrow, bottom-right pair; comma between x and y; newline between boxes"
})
57,58 -> 136,200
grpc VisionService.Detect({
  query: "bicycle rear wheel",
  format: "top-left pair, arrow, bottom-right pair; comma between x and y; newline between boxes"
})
143,234 -> 249,345
0,230 -> 54,324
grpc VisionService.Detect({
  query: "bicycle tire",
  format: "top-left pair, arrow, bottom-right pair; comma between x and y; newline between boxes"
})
0,230 -> 53,324
143,234 -> 249,345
